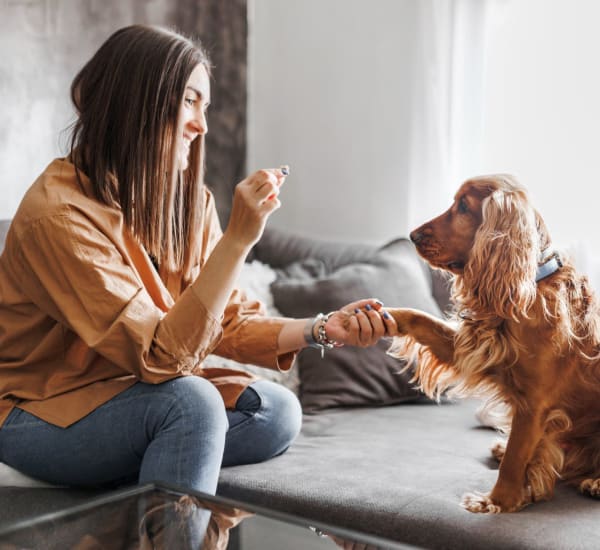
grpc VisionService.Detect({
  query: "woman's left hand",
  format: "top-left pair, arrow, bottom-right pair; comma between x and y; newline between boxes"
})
324,299 -> 397,347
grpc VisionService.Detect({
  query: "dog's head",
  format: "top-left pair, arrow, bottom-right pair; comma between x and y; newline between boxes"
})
411,174 -> 551,317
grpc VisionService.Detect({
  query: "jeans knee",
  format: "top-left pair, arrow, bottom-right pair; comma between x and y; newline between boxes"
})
254,380 -> 303,453
166,376 -> 228,435
222,381 -> 303,466
140,377 -> 227,493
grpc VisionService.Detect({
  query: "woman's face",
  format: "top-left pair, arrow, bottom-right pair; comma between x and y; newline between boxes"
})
177,63 -> 211,171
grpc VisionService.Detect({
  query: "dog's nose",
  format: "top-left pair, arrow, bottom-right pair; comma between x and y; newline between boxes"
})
410,229 -> 423,244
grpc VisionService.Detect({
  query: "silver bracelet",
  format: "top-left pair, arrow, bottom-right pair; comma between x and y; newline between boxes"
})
303,314 -> 324,349
313,312 -> 343,357
304,313 -> 340,357
316,312 -> 338,350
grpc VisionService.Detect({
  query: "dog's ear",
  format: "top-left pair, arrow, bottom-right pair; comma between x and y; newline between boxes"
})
463,186 -> 539,319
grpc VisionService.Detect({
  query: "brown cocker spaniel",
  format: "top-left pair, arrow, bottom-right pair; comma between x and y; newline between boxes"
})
387,174 -> 600,513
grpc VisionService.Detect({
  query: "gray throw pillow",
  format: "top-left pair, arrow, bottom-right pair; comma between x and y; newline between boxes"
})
270,238 -> 444,412
253,227 -> 377,271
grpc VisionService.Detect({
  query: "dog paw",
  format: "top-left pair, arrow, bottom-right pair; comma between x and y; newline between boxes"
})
461,492 -> 503,513
579,478 -> 600,498
490,441 -> 506,463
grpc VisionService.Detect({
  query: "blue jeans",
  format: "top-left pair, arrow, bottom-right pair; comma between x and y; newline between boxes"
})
0,377 -> 302,494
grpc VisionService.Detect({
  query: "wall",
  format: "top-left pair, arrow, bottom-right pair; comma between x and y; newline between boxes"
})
249,0 -> 600,276
480,0 -> 600,248
1,0 -> 164,217
247,0 -> 419,245
5,1 -> 600,266
0,0 -> 247,225
480,0 -> 600,283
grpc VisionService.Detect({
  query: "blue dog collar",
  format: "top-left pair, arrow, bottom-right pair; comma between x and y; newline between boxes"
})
536,251 -> 562,282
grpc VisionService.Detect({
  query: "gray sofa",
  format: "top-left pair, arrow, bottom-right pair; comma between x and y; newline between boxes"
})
1,219 -> 599,549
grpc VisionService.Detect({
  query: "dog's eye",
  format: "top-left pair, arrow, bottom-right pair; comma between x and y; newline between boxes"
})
457,198 -> 469,214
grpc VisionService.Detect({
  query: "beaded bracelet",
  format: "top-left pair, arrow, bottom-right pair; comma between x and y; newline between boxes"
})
303,312 -> 342,357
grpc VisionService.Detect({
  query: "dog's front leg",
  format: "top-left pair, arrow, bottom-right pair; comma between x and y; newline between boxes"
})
463,407 -> 545,513
386,308 -> 455,363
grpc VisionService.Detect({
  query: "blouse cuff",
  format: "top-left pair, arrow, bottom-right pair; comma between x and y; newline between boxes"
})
153,284 -> 223,366
275,350 -> 298,373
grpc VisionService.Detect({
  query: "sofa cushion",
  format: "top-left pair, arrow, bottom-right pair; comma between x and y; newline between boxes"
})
0,462 -> 62,489
269,235 -> 443,412
218,399 -> 600,549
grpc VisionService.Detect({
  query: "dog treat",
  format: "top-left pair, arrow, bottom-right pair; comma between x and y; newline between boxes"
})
268,165 -> 290,200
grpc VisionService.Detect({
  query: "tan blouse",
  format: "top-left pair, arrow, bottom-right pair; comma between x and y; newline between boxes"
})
0,159 -> 297,428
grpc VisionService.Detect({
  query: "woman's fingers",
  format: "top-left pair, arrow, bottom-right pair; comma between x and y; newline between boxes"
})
226,166 -> 288,247
363,304 -> 386,340
352,308 -> 373,346
235,166 -> 289,214
381,308 -> 398,336
353,305 -> 386,346
335,299 -> 397,346
340,298 -> 383,315
250,167 -> 288,202
251,169 -> 277,193
309,301 -> 399,349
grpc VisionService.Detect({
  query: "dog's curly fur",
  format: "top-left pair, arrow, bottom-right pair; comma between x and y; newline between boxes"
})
387,174 -> 600,513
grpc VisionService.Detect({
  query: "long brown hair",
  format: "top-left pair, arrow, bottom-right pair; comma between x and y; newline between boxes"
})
69,24 -> 211,274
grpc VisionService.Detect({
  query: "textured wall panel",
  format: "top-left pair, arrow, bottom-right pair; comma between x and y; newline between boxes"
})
0,0 -> 246,226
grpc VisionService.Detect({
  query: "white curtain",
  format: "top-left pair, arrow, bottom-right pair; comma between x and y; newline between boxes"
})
406,0 -> 492,230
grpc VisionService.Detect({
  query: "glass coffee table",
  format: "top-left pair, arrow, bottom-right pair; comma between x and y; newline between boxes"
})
0,483 -> 417,549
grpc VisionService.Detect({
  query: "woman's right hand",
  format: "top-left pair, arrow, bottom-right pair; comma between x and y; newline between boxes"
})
225,168 -> 288,249
191,167 -> 288,322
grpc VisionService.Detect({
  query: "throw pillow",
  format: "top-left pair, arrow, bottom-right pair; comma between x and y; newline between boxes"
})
270,238 -> 443,412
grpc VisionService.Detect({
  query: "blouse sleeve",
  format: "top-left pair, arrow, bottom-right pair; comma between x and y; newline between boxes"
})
212,289 -> 297,372
200,191 -> 298,372
14,210 -> 224,383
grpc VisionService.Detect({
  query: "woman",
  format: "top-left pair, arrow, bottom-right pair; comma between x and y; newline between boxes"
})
0,25 -> 395,500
